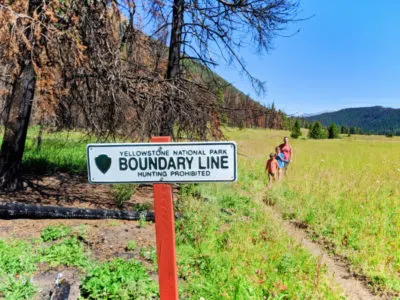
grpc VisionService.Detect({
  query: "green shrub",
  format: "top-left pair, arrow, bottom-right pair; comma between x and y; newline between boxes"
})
0,240 -> 37,275
0,240 -> 38,299
179,183 -> 200,197
80,258 -> 158,299
0,276 -> 37,300
41,224 -> 72,242
126,240 -> 137,251
140,247 -> 157,263
132,203 -> 152,211
111,184 -> 138,208
139,213 -> 147,228
38,237 -> 88,267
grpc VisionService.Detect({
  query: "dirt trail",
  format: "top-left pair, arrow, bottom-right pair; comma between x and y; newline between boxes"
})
265,206 -> 383,300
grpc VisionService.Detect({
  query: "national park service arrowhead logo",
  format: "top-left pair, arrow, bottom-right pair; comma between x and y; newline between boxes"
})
95,154 -> 112,174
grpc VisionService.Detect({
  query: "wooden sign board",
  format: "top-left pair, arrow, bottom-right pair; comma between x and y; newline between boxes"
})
87,142 -> 237,184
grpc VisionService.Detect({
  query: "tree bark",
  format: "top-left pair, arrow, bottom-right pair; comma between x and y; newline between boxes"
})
0,202 -> 158,221
161,0 -> 185,137
0,62 -> 36,190
0,0 -> 41,191
166,0 -> 184,80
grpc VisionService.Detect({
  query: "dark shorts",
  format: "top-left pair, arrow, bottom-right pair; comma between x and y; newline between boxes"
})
268,172 -> 276,177
284,161 -> 290,169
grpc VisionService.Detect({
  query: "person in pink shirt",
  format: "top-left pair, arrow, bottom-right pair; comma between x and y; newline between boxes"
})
278,137 -> 293,173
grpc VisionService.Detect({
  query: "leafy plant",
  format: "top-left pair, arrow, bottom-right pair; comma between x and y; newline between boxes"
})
0,239 -> 37,275
80,258 -> 158,299
0,275 -> 37,300
38,237 -> 88,268
140,247 -> 157,263
76,224 -> 89,240
41,224 -> 72,241
126,240 -> 137,251
139,213 -> 147,228
111,184 -> 138,208
178,183 -> 200,198
132,202 -> 152,211
0,239 -> 38,299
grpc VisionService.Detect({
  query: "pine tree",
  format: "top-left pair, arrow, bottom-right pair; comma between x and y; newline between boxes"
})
328,123 -> 340,139
308,121 -> 327,139
290,120 -> 302,139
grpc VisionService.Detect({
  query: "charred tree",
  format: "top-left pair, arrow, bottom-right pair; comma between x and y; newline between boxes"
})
0,201 -> 158,221
166,0 -> 184,80
0,0 -> 42,190
146,0 -> 300,136
0,0 -> 100,190
0,63 -> 35,190
160,0 -> 185,136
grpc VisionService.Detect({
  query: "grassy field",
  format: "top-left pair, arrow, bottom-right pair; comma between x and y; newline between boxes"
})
225,128 -> 400,294
175,171 -> 342,298
3,127 -> 399,297
0,127 -> 346,298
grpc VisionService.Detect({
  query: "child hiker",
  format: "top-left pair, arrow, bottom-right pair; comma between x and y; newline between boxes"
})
275,146 -> 286,180
266,153 -> 278,189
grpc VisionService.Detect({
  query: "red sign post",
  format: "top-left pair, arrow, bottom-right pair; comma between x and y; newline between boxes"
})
151,136 -> 179,300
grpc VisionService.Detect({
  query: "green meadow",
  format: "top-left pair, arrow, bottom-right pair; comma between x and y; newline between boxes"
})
2,127 -> 399,298
225,128 -> 400,294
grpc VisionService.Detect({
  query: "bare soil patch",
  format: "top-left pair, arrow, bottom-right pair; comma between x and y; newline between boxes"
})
0,173 -> 155,211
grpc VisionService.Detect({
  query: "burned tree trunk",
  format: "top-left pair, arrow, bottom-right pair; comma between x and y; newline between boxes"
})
161,0 -> 185,137
0,63 -> 36,190
0,202 -> 159,221
166,0 -> 184,80
0,0 -> 42,191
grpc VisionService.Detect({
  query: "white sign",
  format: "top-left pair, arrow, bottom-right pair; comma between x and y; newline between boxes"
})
87,142 -> 237,183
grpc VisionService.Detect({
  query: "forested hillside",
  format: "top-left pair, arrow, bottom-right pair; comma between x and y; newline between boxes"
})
191,64 -> 289,130
0,19 -> 288,134
305,106 -> 400,135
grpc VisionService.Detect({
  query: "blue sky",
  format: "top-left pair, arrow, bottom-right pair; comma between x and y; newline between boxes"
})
213,0 -> 400,115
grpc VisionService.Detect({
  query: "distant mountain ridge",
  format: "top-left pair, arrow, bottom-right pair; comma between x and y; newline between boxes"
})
304,106 -> 400,134
300,110 -> 334,118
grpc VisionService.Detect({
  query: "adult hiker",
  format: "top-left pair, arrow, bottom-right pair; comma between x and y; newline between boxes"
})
279,136 -> 293,173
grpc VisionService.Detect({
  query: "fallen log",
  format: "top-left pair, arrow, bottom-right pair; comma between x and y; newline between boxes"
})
0,202 -> 158,221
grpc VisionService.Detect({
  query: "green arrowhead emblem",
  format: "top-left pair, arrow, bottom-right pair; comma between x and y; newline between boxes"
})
95,154 -> 112,174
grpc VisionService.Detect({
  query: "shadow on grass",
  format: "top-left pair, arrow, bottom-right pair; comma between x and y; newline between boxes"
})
22,157 -> 86,176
